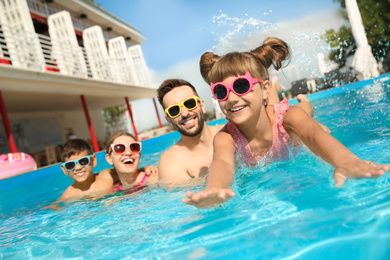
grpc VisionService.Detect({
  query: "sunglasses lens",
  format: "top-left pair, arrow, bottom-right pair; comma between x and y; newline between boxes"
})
130,143 -> 141,153
113,144 -> 126,154
183,98 -> 197,110
168,105 -> 180,118
64,162 -> 75,170
233,78 -> 250,94
79,157 -> 90,166
214,84 -> 228,100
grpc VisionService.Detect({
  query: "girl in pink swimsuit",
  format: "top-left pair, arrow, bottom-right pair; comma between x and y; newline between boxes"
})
226,98 -> 293,166
182,37 -> 389,208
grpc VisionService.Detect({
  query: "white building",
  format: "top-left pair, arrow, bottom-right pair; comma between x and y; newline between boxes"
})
0,0 -> 160,166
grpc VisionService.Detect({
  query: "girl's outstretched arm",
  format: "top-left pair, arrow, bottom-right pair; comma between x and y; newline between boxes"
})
182,130 -> 236,208
283,106 -> 390,186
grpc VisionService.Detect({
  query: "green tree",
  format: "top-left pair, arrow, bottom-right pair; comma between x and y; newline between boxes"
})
84,0 -> 95,4
323,0 -> 390,69
102,105 -> 127,133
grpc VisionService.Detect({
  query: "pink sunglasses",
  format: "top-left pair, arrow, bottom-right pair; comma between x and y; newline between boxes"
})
210,72 -> 264,101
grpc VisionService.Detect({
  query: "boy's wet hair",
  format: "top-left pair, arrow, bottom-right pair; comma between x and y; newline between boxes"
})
105,131 -> 136,154
157,79 -> 199,108
60,139 -> 93,162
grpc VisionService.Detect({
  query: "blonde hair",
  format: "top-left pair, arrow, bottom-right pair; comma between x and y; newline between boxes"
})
105,131 -> 136,154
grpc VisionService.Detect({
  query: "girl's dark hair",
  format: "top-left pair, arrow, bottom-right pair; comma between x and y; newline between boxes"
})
199,37 -> 291,84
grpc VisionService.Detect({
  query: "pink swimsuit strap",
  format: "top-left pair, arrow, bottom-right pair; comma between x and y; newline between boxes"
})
227,98 -> 291,165
271,98 -> 291,159
113,173 -> 147,191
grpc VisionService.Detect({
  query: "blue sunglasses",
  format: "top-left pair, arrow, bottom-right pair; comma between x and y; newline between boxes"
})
61,155 -> 93,171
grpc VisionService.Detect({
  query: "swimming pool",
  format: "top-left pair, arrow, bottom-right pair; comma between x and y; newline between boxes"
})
1,75 -> 390,259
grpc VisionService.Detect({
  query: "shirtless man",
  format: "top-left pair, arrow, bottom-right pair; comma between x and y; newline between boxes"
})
157,79 -> 222,186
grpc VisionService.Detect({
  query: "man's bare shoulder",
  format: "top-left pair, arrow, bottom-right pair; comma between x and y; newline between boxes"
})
158,142 -> 193,183
159,142 -> 188,164
207,124 -> 225,135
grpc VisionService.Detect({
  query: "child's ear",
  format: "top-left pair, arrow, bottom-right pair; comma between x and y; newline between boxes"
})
105,152 -> 113,165
91,155 -> 97,167
60,164 -> 69,175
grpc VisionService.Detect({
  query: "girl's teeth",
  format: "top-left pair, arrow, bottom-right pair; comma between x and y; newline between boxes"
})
231,106 -> 244,112
123,158 -> 134,163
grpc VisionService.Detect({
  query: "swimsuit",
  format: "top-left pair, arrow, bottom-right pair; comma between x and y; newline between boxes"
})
226,98 -> 293,166
113,173 -> 147,192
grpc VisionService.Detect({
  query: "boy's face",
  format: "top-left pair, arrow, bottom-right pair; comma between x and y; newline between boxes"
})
61,150 -> 97,183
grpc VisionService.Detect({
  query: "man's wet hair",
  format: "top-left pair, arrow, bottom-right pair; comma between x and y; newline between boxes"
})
157,79 -> 199,108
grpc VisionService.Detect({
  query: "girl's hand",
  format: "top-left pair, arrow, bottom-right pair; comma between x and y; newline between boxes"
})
182,188 -> 235,208
333,160 -> 390,187
139,165 -> 158,177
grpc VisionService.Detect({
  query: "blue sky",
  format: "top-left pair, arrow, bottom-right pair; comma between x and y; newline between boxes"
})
96,0 -> 344,132
97,0 -> 340,72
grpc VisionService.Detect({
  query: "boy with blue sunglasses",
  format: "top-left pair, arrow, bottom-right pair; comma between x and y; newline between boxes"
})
59,139 -> 115,201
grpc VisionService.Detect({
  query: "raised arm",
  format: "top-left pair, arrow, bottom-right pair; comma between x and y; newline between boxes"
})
283,106 -> 390,186
182,130 -> 236,208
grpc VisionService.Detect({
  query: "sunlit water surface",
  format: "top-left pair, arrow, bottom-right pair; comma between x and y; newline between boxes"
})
1,76 -> 390,259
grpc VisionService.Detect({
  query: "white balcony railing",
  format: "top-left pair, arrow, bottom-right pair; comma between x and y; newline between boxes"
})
0,23 -> 151,87
27,0 -> 93,34
26,0 -> 116,43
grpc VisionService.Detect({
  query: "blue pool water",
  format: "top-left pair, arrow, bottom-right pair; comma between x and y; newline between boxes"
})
1,75 -> 390,259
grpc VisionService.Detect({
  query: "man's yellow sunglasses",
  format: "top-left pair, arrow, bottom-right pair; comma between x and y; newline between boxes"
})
165,96 -> 200,118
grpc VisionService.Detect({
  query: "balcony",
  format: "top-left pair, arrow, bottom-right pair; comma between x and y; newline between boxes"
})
0,23 -> 152,88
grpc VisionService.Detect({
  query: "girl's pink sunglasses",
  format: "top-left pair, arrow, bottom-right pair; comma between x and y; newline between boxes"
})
210,72 -> 264,101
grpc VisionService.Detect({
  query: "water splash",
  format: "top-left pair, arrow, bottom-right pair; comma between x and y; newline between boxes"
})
211,11 -> 276,53
208,11 -> 340,86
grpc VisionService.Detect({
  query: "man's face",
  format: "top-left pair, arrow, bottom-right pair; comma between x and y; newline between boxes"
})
162,85 -> 206,137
